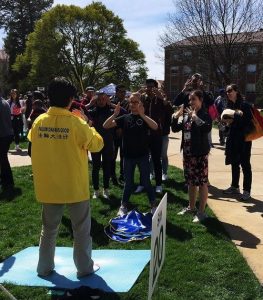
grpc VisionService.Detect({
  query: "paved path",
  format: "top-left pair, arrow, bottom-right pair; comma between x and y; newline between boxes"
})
168,128 -> 263,285
8,128 -> 263,284
8,149 -> 31,167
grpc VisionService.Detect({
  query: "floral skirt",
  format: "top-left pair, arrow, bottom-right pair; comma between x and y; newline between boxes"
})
183,154 -> 208,186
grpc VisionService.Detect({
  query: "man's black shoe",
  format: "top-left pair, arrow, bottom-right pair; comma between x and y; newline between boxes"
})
111,177 -> 119,186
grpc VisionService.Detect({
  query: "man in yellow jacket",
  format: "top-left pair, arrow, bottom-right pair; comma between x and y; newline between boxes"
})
28,77 -> 103,278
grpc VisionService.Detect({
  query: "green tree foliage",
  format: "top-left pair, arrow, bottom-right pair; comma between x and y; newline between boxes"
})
0,0 -> 53,86
13,3 -> 147,92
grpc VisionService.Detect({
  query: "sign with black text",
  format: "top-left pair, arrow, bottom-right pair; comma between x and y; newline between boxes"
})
148,193 -> 167,300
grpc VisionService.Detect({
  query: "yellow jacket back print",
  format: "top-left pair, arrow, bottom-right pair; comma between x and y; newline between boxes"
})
28,107 -> 104,203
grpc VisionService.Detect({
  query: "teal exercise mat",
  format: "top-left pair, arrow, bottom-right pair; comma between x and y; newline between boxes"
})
0,247 -> 150,292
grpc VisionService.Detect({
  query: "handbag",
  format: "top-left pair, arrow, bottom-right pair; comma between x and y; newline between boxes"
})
208,104 -> 219,120
245,107 -> 263,141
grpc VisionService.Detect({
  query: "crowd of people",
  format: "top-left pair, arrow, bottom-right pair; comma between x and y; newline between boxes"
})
0,74 -> 255,276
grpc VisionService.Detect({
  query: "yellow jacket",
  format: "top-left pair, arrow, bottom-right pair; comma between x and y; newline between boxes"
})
28,107 -> 103,203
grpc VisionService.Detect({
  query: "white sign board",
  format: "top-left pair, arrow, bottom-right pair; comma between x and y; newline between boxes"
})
148,193 -> 167,300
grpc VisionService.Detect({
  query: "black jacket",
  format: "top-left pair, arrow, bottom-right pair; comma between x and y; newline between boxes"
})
141,94 -> 166,136
224,99 -> 252,165
88,105 -> 115,154
171,108 -> 212,157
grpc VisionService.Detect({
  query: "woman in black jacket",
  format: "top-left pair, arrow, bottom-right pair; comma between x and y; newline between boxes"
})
222,84 -> 253,201
171,90 -> 212,222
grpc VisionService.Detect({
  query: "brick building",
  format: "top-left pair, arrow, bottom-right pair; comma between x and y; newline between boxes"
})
164,31 -> 263,103
0,49 -> 9,93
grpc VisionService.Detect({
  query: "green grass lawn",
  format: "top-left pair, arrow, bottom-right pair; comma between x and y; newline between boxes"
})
0,166 -> 263,299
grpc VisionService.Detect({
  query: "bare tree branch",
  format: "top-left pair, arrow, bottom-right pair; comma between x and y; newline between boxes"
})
160,0 -> 263,85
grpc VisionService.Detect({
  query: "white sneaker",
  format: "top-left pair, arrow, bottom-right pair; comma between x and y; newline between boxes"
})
240,191 -> 251,201
102,189 -> 110,199
88,152 -> 92,161
162,174 -> 168,181
117,205 -> 128,216
15,144 -> 22,151
155,186 -> 163,193
92,190 -> 100,199
223,186 -> 240,194
177,206 -> 196,215
134,185 -> 144,193
192,211 -> 208,223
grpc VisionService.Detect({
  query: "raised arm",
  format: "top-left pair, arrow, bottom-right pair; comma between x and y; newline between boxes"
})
138,102 -> 158,130
103,102 -> 120,129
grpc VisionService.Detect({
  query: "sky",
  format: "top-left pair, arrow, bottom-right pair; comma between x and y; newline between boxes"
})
0,0 -> 175,80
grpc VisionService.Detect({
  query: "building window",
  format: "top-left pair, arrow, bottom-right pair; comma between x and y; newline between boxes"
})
247,46 -> 258,56
173,53 -> 180,60
246,83 -> 256,92
216,65 -> 225,73
247,64 -> 257,73
231,64 -> 238,75
183,65 -> 192,75
183,50 -> 192,58
195,65 -> 203,73
171,66 -> 179,76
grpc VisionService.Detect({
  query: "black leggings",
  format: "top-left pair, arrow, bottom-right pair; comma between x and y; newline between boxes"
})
11,115 -> 23,145
91,149 -> 112,190
0,135 -> 14,188
231,142 -> 252,193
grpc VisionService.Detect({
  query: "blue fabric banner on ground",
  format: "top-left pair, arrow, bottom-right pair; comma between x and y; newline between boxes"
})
104,210 -> 152,243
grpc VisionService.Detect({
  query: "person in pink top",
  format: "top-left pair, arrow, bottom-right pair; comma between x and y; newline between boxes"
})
7,89 -> 25,151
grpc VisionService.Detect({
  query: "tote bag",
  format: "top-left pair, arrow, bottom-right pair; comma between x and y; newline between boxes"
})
245,107 -> 263,141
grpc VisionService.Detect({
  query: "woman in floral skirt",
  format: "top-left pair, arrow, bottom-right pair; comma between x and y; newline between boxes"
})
171,90 -> 212,222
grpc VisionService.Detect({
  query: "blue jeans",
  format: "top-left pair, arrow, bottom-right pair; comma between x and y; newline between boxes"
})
122,155 -> 155,205
161,135 -> 169,175
149,135 -> 163,186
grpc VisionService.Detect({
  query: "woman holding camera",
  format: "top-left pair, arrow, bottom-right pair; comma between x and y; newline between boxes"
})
171,90 -> 212,223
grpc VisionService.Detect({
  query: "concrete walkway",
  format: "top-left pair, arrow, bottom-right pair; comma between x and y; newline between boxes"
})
8,149 -> 31,167
8,128 -> 263,284
168,128 -> 263,285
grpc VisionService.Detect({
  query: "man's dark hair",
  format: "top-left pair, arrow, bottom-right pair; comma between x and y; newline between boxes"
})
48,77 -> 77,108
189,89 -> 204,100
146,78 -> 158,88
33,90 -> 44,101
115,84 -> 126,92
33,99 -> 44,108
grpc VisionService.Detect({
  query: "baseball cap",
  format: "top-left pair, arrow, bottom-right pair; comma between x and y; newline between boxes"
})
85,86 -> 95,92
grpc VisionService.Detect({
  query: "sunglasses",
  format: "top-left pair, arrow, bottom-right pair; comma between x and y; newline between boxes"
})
226,89 -> 233,93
